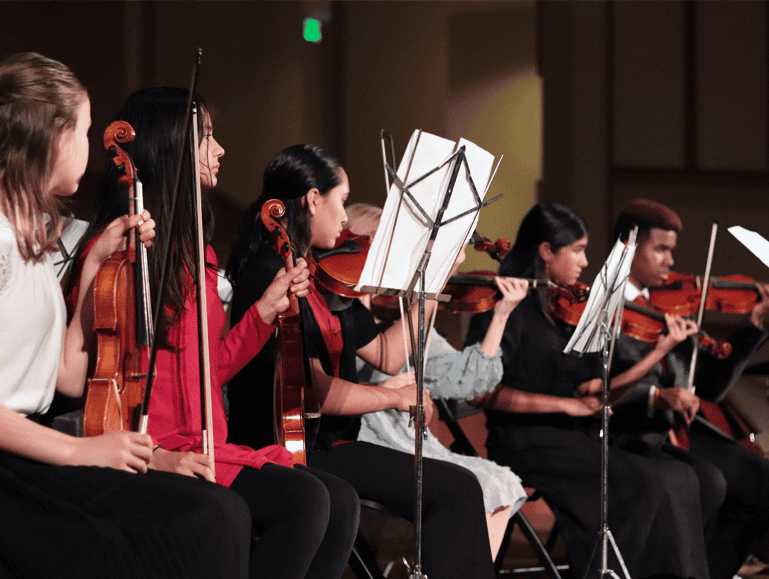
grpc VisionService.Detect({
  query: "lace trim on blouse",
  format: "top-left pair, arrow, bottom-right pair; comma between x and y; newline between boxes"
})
0,215 -> 14,297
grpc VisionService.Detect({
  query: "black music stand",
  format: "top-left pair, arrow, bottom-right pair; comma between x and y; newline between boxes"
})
357,129 -> 501,579
563,231 -> 638,579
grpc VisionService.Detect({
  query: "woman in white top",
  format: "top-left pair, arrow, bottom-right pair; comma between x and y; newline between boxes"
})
0,52 -> 251,578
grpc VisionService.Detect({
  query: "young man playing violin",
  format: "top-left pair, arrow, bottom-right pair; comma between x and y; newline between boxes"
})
606,199 -> 769,579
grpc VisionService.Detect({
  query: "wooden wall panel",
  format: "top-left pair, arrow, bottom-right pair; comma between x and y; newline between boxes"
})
612,2 -> 685,168
697,2 -> 768,172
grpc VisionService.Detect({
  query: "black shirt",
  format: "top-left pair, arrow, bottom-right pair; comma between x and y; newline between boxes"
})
227,247 -> 379,451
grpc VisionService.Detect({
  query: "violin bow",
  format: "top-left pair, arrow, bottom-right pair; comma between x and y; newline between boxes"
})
687,222 -> 718,395
140,50 -> 215,478
190,105 -> 216,471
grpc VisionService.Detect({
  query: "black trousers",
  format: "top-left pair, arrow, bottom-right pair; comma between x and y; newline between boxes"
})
230,463 -> 359,579
490,423 -> 719,579
688,420 -> 769,579
308,440 -> 496,579
0,451 -> 251,579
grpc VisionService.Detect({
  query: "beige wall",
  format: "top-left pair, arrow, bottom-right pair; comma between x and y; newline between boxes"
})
1,1 -> 540,268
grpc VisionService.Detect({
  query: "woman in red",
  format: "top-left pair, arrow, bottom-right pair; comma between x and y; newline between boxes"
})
69,87 -> 358,579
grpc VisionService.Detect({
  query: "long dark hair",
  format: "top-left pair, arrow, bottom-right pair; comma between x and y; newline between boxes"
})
499,202 -> 587,280
75,86 -> 213,344
226,144 -> 342,286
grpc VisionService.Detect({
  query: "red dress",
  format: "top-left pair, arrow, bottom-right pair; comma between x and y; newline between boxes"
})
69,241 -> 294,488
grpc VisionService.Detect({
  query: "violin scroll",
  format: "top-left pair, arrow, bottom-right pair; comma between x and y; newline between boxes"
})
472,235 -> 511,263
696,334 -> 732,360
260,200 -> 292,266
103,121 -> 137,188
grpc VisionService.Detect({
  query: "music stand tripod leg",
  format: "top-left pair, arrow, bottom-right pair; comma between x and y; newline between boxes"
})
584,314 -> 631,579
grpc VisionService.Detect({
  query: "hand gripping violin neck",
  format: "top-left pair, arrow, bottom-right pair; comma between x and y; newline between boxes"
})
85,121 -> 153,436
261,199 -> 317,465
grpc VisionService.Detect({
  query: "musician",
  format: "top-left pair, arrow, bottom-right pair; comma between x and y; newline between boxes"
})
465,202 -> 712,579
344,202 -> 529,560
608,199 -> 769,579
68,88 -> 358,579
226,144 -> 499,579
0,53 -> 253,578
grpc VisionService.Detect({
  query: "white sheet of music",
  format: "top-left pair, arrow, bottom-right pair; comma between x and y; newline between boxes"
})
564,238 -> 637,354
728,226 -> 769,269
356,130 -> 496,295
52,217 -> 88,281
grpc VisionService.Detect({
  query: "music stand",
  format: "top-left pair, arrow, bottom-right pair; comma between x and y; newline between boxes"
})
563,229 -> 638,579
357,129 -> 502,579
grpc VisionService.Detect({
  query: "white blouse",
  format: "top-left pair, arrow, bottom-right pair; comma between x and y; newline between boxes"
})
0,213 -> 65,415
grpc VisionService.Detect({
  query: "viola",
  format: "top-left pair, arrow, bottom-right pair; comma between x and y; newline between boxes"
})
85,121 -> 153,436
549,281 -> 731,358
649,272 -> 767,316
261,199 -> 314,464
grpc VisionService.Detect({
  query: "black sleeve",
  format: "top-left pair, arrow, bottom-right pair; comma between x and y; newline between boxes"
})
230,249 -> 284,327
227,248 -> 284,450
349,299 -> 379,351
696,319 -> 769,402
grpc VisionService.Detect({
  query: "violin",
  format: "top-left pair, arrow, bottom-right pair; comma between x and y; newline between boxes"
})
312,229 -> 576,313
85,121 -> 153,436
261,199 -> 314,464
310,229 -> 371,298
649,272 -> 767,316
550,281 -> 732,358
439,270 -> 574,314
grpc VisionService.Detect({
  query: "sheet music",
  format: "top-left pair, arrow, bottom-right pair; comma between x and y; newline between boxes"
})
356,130 -> 496,295
52,217 -> 88,281
564,239 -> 637,354
728,226 -> 769,269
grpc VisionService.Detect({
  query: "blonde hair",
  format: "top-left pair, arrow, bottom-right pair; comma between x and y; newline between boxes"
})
0,52 -> 86,262
345,203 -> 382,239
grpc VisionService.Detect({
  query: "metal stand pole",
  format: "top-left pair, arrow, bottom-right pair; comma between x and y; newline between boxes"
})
404,264 -> 428,579
584,312 -> 630,579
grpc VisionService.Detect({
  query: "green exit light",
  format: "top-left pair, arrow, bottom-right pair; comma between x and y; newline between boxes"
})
304,18 -> 322,42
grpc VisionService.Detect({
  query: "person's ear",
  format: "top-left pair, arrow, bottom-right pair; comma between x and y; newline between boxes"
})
306,188 -> 320,216
538,241 -> 554,263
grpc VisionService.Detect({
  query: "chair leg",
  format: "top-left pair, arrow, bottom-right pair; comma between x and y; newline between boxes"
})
496,511 -> 564,579
544,520 -> 560,554
348,530 -> 388,579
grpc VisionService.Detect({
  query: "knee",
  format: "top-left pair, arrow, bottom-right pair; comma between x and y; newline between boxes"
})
330,478 -> 360,526
324,477 -> 360,541
290,475 -> 333,525
425,462 -> 485,513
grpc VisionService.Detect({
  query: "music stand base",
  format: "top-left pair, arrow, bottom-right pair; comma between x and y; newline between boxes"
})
404,558 -> 428,579
585,528 -> 631,579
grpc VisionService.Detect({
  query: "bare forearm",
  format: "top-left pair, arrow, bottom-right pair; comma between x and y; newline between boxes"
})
57,256 -> 99,397
488,386 -> 573,414
313,371 -> 404,415
609,347 -> 666,394
0,404 -> 78,465
480,309 -> 509,357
